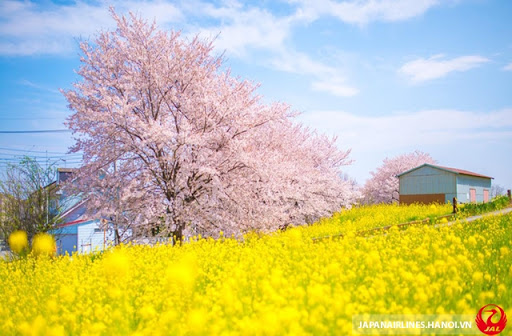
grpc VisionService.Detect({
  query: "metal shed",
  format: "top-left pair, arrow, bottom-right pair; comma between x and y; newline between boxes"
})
397,164 -> 492,205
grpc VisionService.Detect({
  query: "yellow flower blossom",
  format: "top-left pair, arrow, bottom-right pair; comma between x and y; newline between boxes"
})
102,249 -> 131,279
31,233 -> 56,256
8,230 -> 28,254
472,271 -> 483,283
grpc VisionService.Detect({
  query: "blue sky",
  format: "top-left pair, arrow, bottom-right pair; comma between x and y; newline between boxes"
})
1,0 -> 511,189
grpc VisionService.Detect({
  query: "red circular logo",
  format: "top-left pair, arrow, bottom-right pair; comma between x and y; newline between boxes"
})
476,304 -> 507,335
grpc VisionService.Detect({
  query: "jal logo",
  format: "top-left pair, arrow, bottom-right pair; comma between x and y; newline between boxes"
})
476,304 -> 507,335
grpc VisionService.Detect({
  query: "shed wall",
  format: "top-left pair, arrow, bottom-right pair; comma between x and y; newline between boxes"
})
399,194 -> 446,205
456,175 -> 492,203
399,166 -> 456,202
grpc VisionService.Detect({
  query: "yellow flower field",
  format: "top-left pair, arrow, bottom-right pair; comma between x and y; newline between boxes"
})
0,204 -> 510,336
300,202 -> 452,239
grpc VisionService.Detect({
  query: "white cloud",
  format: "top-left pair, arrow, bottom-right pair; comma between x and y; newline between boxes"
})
191,5 -> 292,57
399,54 -> 489,83
186,2 -> 359,97
300,107 -> 512,185
270,50 -> 334,75
0,0 -> 357,98
0,0 -> 464,99
270,50 -> 359,97
0,0 -> 454,57
0,40 -> 73,56
311,80 -> 359,97
0,0 -> 183,56
503,63 -> 512,71
290,0 -> 443,25
18,79 -> 60,94
300,108 -> 512,151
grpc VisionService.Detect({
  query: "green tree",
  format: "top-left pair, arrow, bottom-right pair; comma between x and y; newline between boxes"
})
0,157 -> 62,243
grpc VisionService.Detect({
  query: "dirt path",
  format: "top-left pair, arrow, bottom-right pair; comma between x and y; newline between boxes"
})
312,206 -> 512,242
434,206 -> 512,228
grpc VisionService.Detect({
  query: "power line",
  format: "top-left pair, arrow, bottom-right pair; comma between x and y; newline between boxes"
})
0,162 -> 83,167
0,159 -> 82,164
0,160 -> 83,164
0,155 -> 82,162
0,129 -> 71,134
0,156 -> 82,161
0,152 -> 82,159
0,159 -> 82,162
0,147 -> 75,155
0,117 -> 62,121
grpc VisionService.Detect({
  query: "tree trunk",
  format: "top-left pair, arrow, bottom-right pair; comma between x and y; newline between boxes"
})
166,207 -> 184,245
171,226 -> 183,245
114,225 -> 121,245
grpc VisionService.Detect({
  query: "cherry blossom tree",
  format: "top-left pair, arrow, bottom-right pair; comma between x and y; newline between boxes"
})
362,151 -> 435,204
63,9 -> 353,241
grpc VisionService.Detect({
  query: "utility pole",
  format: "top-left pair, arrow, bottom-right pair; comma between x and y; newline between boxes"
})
113,153 -> 120,245
46,151 -> 49,227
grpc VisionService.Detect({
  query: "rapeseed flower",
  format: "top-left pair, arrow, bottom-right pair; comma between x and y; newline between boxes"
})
0,205 -> 509,335
31,233 -> 56,256
8,230 -> 28,254
102,249 -> 131,279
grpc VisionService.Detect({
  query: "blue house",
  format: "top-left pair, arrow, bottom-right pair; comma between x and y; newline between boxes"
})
54,200 -> 115,255
397,164 -> 493,205
52,168 -> 125,255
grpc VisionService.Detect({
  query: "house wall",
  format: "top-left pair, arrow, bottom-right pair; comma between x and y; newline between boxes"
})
77,220 -> 115,254
51,168 -> 132,255
456,175 -> 492,203
58,195 -> 84,220
399,166 -> 457,202
53,225 -> 77,255
54,220 -> 116,255
56,234 -> 77,255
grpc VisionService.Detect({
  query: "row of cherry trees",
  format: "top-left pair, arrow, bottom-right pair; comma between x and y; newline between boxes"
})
64,10 -> 354,240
